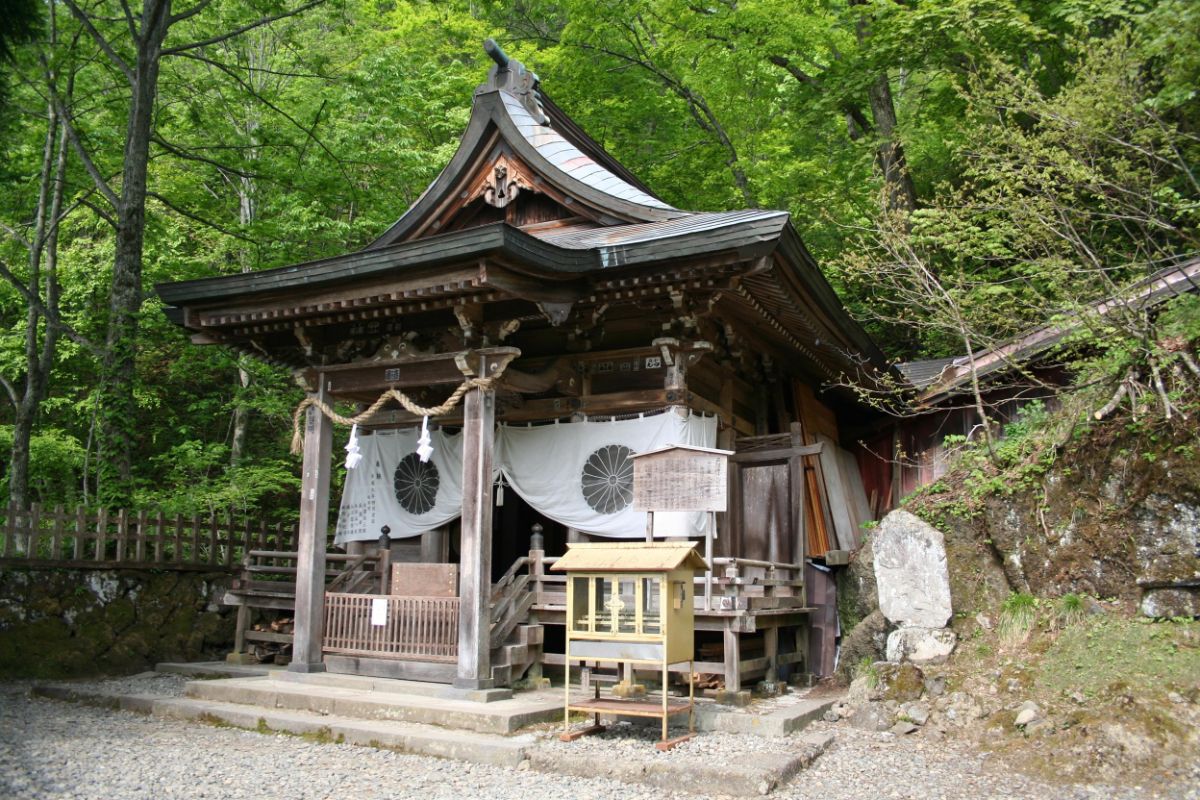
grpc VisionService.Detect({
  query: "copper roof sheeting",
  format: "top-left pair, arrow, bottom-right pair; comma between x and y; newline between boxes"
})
499,92 -> 675,212
527,210 -> 788,250
551,542 -> 708,572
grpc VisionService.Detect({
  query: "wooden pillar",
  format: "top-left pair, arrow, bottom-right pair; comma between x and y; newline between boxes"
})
764,626 -> 779,683
289,388 -> 333,673
723,624 -> 741,693
455,385 -> 496,689
421,527 -> 446,563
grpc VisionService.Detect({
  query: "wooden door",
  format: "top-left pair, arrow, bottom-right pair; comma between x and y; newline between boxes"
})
727,444 -> 808,566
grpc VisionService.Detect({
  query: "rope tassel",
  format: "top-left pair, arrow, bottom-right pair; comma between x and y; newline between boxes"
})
289,376 -> 496,455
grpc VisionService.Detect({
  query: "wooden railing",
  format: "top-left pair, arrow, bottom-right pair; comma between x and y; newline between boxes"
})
526,552 -> 807,615
323,593 -> 459,662
489,556 -> 535,648
0,502 -> 297,570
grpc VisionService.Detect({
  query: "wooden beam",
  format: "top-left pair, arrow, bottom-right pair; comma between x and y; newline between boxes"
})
314,346 -> 520,396
289,387 -> 333,674
455,385 -> 497,689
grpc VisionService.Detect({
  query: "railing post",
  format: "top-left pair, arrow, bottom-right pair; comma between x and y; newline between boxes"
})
29,502 -> 42,558
51,505 -> 65,561
73,505 -> 86,561
115,508 -> 128,563
1,501 -> 14,558
94,508 -> 108,562
135,509 -> 148,562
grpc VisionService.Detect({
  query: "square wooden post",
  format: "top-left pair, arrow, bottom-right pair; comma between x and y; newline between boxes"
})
289,388 -> 333,674
455,385 -> 495,689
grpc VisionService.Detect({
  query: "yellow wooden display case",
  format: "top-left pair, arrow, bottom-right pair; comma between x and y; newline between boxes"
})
552,542 -> 707,749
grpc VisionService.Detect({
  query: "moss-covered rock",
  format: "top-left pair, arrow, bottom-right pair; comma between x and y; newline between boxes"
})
0,567 -> 234,679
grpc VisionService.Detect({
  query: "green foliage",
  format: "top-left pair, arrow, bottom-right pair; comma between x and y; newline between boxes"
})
854,656 -> 879,688
0,427 -> 85,505
1057,592 -> 1086,626
1036,616 -> 1200,698
999,591 -> 1039,645
0,0 -> 1197,517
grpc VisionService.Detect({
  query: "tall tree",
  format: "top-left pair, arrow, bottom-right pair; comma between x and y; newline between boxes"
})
48,0 -> 325,503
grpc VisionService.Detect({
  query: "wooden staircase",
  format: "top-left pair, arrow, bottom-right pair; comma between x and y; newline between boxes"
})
489,556 -> 543,685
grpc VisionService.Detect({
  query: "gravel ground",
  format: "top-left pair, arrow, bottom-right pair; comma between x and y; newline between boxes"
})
1,680 -> 1196,800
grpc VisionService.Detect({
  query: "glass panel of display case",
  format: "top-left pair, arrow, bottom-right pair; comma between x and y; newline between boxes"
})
594,577 -> 614,634
616,578 -> 636,633
642,577 -> 661,634
571,576 -> 589,632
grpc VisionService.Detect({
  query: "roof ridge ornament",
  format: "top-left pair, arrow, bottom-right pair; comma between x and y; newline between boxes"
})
483,38 -> 550,126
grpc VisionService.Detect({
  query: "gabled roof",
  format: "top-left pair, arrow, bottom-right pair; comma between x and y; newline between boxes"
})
368,44 -> 685,248
551,542 -> 708,573
915,257 -> 1200,404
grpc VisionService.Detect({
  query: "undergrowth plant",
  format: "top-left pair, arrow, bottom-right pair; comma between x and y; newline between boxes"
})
998,592 -> 1039,646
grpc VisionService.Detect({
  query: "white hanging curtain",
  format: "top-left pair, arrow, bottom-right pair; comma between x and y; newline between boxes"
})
334,409 -> 717,544
334,427 -> 466,545
495,411 -> 717,539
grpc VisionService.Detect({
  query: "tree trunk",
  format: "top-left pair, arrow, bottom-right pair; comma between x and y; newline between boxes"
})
97,0 -> 172,504
850,0 -> 917,216
9,95 -> 66,508
866,72 -> 917,216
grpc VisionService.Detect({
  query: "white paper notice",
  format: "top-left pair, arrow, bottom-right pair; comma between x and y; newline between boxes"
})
370,597 -> 388,626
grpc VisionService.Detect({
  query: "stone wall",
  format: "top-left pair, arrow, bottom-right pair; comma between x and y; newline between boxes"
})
0,567 -> 235,679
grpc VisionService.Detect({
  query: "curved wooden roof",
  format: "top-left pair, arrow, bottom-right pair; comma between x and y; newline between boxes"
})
155,45 -> 889,387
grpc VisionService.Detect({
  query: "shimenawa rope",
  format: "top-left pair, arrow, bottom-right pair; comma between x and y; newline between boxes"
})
290,376 -> 496,454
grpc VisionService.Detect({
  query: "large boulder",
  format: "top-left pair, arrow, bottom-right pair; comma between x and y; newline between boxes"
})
873,510 -> 953,628
886,627 -> 958,664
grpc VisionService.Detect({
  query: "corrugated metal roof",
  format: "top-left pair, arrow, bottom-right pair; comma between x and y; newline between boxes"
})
896,358 -> 955,390
918,257 -> 1200,403
500,92 -> 675,212
550,542 -> 708,572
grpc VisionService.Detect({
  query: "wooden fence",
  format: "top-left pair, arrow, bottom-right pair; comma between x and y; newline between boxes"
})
0,502 -> 298,571
323,593 -> 459,662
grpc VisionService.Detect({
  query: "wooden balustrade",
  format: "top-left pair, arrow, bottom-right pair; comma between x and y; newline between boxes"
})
0,502 -> 297,571
323,593 -> 459,662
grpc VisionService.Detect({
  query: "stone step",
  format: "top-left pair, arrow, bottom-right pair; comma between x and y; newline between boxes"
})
183,675 -> 561,735
33,683 -> 835,796
33,685 -> 529,767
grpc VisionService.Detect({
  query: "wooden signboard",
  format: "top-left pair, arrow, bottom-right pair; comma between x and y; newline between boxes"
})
631,445 -> 732,513
390,562 -> 458,597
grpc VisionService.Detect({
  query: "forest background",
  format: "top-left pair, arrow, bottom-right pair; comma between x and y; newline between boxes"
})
0,0 -> 1195,519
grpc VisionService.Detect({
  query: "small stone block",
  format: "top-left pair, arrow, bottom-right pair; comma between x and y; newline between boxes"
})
755,680 -> 782,697
225,652 -> 258,665
713,689 -> 752,707
530,677 -> 552,690
790,672 -> 817,688
612,682 -> 647,698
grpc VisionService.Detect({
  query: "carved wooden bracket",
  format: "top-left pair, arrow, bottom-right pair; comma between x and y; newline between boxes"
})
480,155 -> 536,208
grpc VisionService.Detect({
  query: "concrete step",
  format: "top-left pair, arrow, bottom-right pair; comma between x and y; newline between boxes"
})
696,694 -> 840,736
33,685 -> 529,767
33,684 -> 834,796
183,675 -> 561,735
